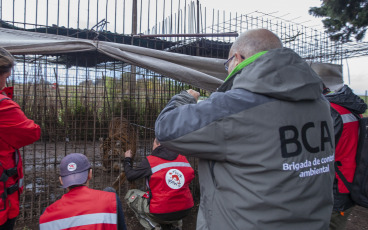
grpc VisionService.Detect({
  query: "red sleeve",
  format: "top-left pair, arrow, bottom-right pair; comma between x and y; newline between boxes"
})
0,98 -> 41,149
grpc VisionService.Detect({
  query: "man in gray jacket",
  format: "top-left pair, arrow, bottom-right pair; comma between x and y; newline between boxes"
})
155,29 -> 335,230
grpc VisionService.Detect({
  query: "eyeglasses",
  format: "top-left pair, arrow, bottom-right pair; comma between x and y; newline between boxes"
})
224,55 -> 235,71
224,54 -> 245,71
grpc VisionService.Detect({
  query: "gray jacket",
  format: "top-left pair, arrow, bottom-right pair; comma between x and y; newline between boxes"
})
155,48 -> 335,230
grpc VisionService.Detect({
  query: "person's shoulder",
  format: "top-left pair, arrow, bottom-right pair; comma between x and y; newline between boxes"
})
41,197 -> 63,215
146,154 -> 154,159
96,189 -> 117,204
0,95 -> 19,108
0,93 -> 9,100
92,188 -> 117,197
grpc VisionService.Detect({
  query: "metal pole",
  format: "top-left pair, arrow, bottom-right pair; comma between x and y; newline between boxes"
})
131,0 -> 137,93
133,32 -> 239,38
196,0 -> 200,56
132,0 -> 137,35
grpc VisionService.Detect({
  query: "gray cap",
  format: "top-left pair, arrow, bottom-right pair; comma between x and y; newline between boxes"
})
309,62 -> 344,92
60,153 -> 91,188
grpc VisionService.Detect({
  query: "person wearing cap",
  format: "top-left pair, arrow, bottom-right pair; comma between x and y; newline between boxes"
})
39,153 -> 127,230
123,138 -> 194,230
0,47 -> 41,230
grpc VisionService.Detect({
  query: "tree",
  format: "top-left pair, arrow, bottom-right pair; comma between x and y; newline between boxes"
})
309,0 -> 368,42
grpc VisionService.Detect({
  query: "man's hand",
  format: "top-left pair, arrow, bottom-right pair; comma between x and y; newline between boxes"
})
124,150 -> 132,158
186,89 -> 200,102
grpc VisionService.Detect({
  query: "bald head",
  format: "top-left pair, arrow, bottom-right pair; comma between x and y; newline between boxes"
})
230,29 -> 283,59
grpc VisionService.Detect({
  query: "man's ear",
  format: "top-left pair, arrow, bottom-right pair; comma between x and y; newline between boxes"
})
88,169 -> 93,180
59,176 -> 63,186
234,52 -> 244,66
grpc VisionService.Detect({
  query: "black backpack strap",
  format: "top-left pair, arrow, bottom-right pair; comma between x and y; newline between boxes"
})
330,107 -> 343,144
334,161 -> 353,192
355,117 -> 367,165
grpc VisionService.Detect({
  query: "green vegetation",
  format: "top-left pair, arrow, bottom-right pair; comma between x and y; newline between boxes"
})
309,0 -> 368,42
13,71 -> 205,141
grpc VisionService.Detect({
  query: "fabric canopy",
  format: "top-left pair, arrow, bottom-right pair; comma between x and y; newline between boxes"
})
0,28 -> 343,92
0,28 -> 227,92
308,62 -> 344,92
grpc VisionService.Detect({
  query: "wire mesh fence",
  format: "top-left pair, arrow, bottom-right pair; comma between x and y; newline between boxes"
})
3,0 -> 366,228
11,54 -> 206,227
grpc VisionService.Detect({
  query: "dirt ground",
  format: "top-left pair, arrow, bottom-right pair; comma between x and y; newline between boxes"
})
123,203 -> 368,230
123,205 -> 368,230
346,205 -> 368,230
15,203 -> 368,230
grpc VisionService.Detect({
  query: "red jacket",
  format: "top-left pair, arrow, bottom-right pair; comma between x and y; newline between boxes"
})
147,154 -> 194,214
39,186 -> 118,230
0,93 -> 41,225
331,102 -> 359,193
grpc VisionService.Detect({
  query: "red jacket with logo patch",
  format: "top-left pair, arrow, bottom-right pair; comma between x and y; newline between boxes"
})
147,154 -> 194,214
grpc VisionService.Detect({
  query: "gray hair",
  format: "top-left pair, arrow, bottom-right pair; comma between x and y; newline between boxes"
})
230,29 -> 283,59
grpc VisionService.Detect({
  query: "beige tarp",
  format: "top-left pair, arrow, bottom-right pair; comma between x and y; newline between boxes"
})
309,62 -> 344,92
0,28 -> 227,92
0,28 -> 343,92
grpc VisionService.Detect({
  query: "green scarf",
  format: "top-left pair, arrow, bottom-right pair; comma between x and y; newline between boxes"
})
224,51 -> 268,82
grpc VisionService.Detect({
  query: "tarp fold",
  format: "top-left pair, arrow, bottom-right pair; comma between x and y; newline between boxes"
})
0,28 -> 343,92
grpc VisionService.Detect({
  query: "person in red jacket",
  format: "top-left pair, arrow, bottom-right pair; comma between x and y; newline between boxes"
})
39,153 -> 127,230
325,85 -> 367,230
311,63 -> 367,230
124,138 -> 195,230
312,64 -> 367,230
0,47 -> 41,230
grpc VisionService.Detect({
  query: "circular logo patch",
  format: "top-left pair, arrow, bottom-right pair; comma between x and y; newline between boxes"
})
165,169 -> 185,189
67,162 -> 77,171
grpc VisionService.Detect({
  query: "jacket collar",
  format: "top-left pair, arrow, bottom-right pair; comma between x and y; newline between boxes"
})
151,145 -> 179,161
217,51 -> 267,92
